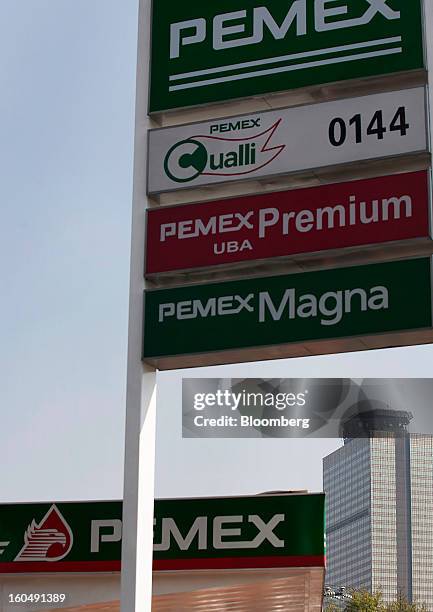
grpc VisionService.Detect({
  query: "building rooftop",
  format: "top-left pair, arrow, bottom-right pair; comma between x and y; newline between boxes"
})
342,408 -> 413,441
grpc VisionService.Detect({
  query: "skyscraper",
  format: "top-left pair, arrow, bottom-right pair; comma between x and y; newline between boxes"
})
323,410 -> 433,606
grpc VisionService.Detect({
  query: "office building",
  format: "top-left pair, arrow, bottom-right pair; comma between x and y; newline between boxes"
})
323,410 -> 433,606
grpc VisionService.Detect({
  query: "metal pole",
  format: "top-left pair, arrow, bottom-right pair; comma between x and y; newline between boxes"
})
121,0 -> 156,609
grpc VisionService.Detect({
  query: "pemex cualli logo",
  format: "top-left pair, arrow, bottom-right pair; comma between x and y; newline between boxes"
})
14,505 -> 73,562
164,118 -> 285,183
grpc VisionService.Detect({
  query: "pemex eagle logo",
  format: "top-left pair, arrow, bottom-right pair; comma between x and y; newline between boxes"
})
14,505 -> 73,562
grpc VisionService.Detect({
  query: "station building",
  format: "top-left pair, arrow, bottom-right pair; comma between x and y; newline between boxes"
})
0,493 -> 325,611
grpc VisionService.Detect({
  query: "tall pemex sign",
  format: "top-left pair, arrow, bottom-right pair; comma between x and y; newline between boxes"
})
149,0 -> 425,112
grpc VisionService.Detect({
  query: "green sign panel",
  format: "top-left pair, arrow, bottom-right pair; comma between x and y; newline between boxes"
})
143,258 -> 432,359
0,501 -> 122,573
0,494 -> 325,572
149,0 -> 424,112
153,494 -> 325,570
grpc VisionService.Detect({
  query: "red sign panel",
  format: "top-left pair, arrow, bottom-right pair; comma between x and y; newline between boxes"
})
146,172 -> 430,275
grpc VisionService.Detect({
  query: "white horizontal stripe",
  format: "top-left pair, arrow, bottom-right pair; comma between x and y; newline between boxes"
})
22,548 -> 49,551
169,47 -> 402,92
28,538 -> 58,546
28,537 -> 61,540
169,36 -> 402,82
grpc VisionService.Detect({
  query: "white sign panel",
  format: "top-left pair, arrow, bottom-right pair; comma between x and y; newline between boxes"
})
147,87 -> 427,194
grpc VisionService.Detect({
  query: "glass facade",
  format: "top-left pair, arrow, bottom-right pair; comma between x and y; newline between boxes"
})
371,437 -> 398,600
323,433 -> 433,608
410,435 -> 433,606
324,438 -> 372,590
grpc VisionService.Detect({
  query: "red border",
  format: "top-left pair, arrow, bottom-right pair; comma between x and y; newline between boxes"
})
0,561 -> 121,574
153,554 -> 325,571
0,555 -> 324,574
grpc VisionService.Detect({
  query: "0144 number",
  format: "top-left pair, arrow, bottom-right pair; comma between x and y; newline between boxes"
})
329,107 -> 409,147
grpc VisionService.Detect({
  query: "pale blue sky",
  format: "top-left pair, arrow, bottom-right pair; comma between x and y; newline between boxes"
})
1,1 -> 432,504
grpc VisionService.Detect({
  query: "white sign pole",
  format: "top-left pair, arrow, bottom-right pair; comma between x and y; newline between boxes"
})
424,0 -> 433,161
121,0 -> 156,610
